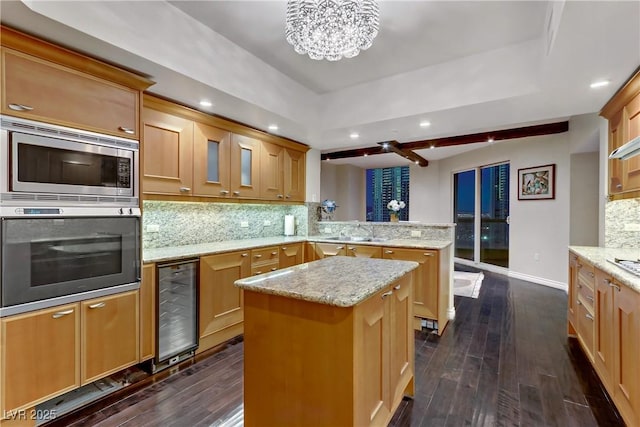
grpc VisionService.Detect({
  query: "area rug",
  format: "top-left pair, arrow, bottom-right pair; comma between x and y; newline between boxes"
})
453,271 -> 484,299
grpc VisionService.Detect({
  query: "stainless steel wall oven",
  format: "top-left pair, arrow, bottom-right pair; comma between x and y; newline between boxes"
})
0,206 -> 141,317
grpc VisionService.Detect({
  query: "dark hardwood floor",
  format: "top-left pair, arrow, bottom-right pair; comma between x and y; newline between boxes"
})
47,267 -> 622,426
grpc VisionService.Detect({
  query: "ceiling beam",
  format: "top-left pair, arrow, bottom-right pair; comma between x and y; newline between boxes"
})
320,121 -> 569,163
377,140 -> 429,167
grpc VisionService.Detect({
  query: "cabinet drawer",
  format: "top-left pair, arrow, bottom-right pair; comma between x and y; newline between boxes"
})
576,300 -> 595,361
251,261 -> 279,276
577,260 -> 595,291
251,246 -> 279,265
578,280 -> 595,311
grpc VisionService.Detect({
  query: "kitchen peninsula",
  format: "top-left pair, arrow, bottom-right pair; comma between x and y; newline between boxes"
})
235,256 -> 419,427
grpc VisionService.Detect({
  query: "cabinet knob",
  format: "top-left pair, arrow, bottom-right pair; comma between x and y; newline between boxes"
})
52,309 -> 74,319
118,126 -> 135,135
385,250 -> 394,254
179,187 -> 191,193
220,190 -> 229,195
381,290 -> 393,299
578,284 -> 583,289
277,194 -> 284,198
589,272 -> 595,278
233,191 -> 241,195
8,103 -> 34,111
89,302 -> 106,309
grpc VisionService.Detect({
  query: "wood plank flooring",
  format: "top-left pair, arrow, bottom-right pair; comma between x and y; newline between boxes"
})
47,267 -> 622,426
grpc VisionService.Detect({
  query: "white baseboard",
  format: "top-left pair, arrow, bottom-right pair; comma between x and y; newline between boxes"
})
454,257 -> 568,292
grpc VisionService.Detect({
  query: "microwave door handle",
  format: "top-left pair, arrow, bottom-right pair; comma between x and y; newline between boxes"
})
62,160 -> 92,167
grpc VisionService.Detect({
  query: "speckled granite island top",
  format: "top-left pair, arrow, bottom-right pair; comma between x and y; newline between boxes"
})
569,246 -> 640,293
308,236 -> 451,250
235,256 -> 419,307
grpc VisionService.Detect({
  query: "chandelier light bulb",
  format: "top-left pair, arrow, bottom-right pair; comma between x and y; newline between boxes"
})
286,0 -> 380,61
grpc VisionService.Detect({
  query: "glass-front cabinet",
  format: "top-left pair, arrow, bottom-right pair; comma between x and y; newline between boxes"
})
193,122 -> 231,197
230,134 -> 261,199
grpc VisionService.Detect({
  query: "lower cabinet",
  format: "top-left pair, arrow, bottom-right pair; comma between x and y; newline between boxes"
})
198,251 -> 249,353
243,272 -> 414,427
346,244 -> 381,258
1,291 -> 139,414
140,263 -> 156,362
279,243 -> 304,269
314,242 -> 347,258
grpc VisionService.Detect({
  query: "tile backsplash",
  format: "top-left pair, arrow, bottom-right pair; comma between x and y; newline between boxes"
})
605,198 -> 640,248
143,201 -> 308,249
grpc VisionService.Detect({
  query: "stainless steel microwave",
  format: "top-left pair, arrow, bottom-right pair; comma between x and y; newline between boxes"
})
1,116 -> 139,205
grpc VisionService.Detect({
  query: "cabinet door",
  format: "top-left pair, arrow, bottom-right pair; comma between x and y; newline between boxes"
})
81,292 -> 139,384
383,248 -> 438,320
609,110 -> 625,194
304,242 -> 316,262
623,93 -> 640,191
1,304 -> 79,412
347,244 -> 381,258
199,251 -> 250,343
2,49 -> 139,138
389,274 -> 414,405
568,253 -> 579,332
284,148 -> 306,202
140,263 -> 156,362
260,141 -> 285,200
576,299 -> 595,362
314,242 -> 347,258
193,122 -> 231,197
354,286 -> 391,427
594,269 -> 614,389
142,108 -> 194,195
613,284 -> 640,427
230,134 -> 261,199
279,243 -> 304,269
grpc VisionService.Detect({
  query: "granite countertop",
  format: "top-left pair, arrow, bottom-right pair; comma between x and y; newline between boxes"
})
569,246 -> 640,293
234,256 -> 419,307
308,235 -> 452,250
144,236 -> 308,263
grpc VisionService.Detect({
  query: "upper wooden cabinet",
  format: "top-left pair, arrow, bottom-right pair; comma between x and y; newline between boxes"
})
142,95 -> 307,202
601,69 -> 640,199
0,26 -> 153,138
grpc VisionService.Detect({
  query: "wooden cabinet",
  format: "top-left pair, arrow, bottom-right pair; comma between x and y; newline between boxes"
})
1,304 -> 79,413
383,247 -> 449,334
142,96 -> 307,201
314,242 -> 347,258
346,244 -> 381,258
243,272 -> 413,427
613,282 -> 640,426
142,108 -> 194,195
279,243 -> 304,269
0,25 -> 152,139
567,254 -> 640,427
81,292 -> 139,384
304,242 -> 316,262
601,69 -> 640,199
198,251 -> 249,353
250,246 -> 279,275
140,263 -> 156,362
568,252 -> 579,333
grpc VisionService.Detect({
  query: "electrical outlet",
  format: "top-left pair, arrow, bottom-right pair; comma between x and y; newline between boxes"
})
411,230 -> 421,237
624,223 -> 640,232
263,220 -> 271,226
146,224 -> 160,233
240,221 -> 249,228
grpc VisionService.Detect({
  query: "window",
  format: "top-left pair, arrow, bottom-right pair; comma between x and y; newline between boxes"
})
366,166 -> 410,221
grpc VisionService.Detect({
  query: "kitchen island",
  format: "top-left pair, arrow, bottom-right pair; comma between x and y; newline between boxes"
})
235,256 -> 419,427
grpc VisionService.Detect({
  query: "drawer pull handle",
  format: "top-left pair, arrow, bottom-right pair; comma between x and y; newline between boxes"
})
286,195 -> 291,199
589,272 -> 595,278
220,190 -> 229,195
254,254 -> 262,258
337,246 -> 345,250
89,302 -> 106,309
8,103 -> 34,111
577,300 -> 582,306
118,126 -> 135,134
271,252 -> 277,255
179,187 -> 191,193
608,282 -> 621,292
277,194 -> 284,198
242,253 -> 248,257
585,313 -> 594,321
424,253 -> 434,257
385,250 -> 394,254
616,184 -> 623,189
255,271 -> 262,275
271,267 -> 277,271
381,291 -> 393,299
586,295 -> 594,302
233,191 -> 241,195
578,284 -> 583,289
577,264 -> 582,269
52,309 -> 74,319
394,285 -> 401,290
281,247 -> 287,250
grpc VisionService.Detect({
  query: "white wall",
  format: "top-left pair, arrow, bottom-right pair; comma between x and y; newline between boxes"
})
409,161 -> 442,222
570,152 -> 599,246
320,163 -> 366,221
305,148 -> 321,203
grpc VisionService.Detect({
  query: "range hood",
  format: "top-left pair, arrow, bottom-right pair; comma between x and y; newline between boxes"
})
609,135 -> 640,160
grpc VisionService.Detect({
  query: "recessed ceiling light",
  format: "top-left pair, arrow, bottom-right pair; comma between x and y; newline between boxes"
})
419,121 -> 431,128
326,157 -> 330,161
590,80 -> 610,89
199,100 -> 213,107
488,137 -> 495,143
363,153 -> 368,157
430,145 -> 435,149
382,142 -> 389,149
414,160 -> 419,164
350,132 -> 359,139
268,124 -> 278,131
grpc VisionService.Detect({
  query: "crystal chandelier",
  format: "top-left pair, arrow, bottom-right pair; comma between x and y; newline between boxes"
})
286,0 -> 380,61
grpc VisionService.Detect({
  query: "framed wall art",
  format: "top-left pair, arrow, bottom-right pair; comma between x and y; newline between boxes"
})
518,164 -> 555,200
